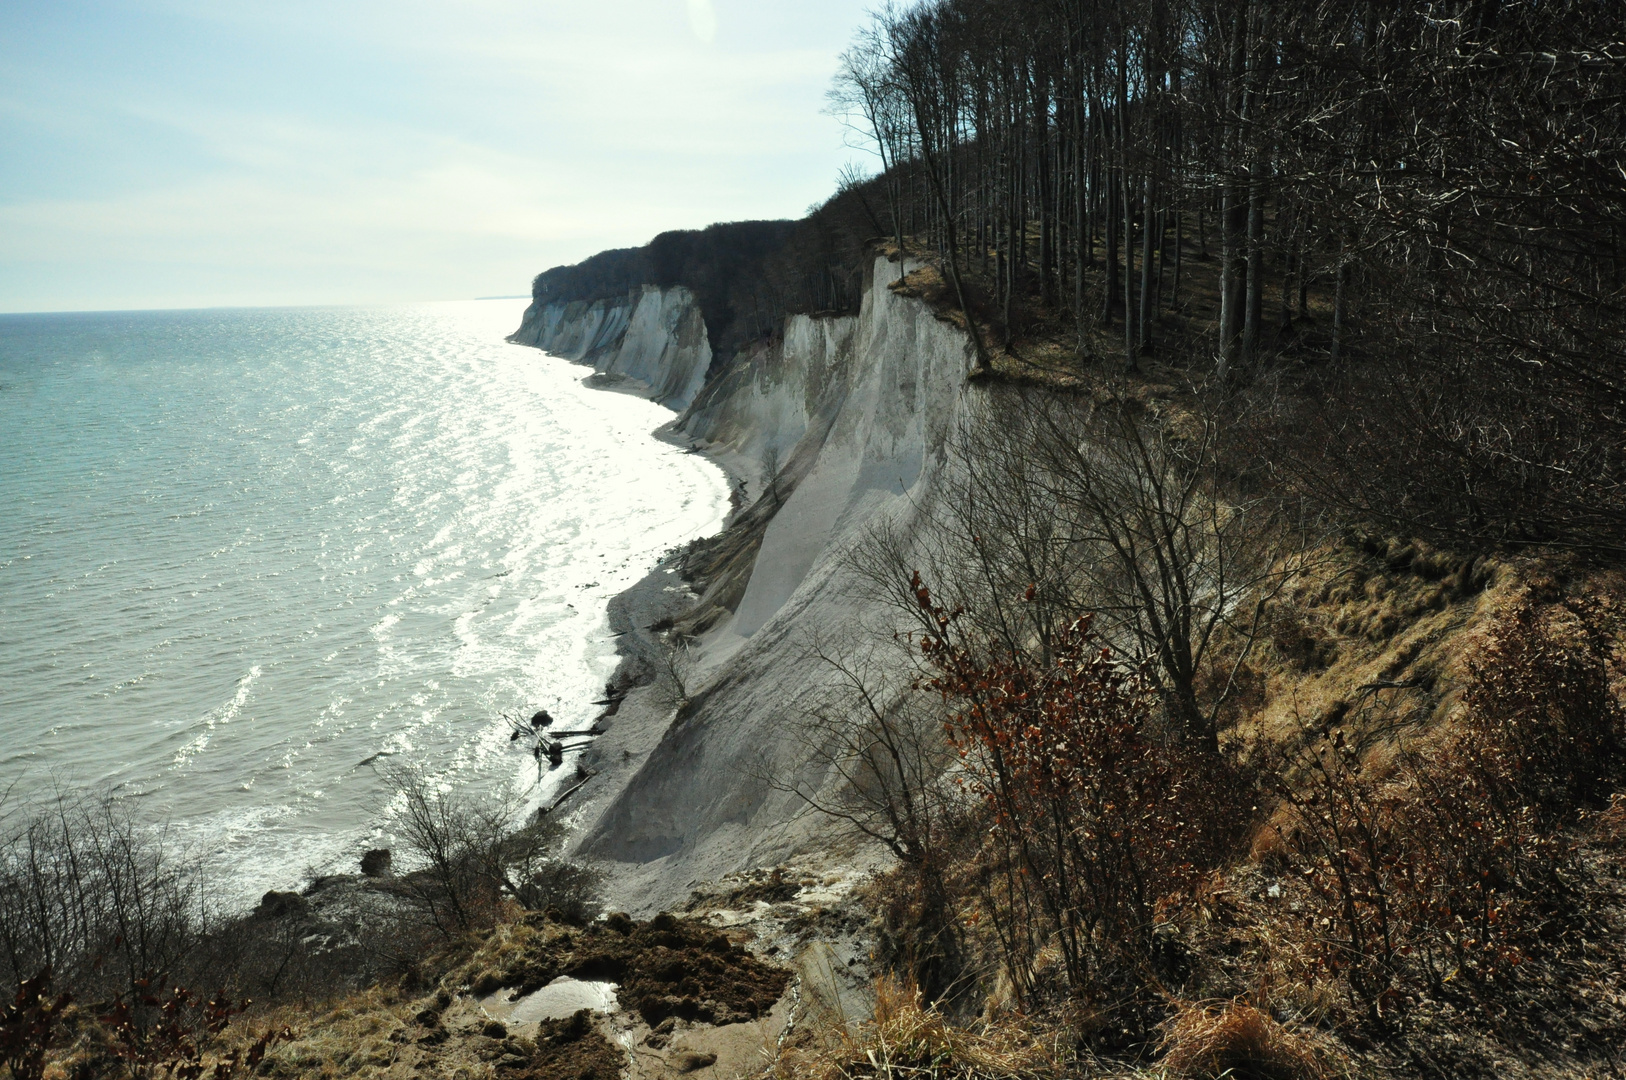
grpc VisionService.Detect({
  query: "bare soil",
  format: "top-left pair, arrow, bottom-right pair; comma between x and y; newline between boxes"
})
502,1009 -> 624,1080
498,911 -> 791,1027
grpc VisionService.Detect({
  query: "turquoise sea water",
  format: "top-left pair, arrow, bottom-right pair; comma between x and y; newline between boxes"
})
0,300 -> 728,903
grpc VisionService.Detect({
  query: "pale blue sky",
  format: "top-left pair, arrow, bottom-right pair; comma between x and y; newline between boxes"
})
0,1 -> 875,313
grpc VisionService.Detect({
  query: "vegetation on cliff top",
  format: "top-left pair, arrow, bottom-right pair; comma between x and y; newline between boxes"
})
539,0 -> 1625,561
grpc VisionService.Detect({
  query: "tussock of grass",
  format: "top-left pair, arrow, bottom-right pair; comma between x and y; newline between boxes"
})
1160,1001 -> 1338,1080
245,985 -> 413,1079
776,978 -> 1065,1080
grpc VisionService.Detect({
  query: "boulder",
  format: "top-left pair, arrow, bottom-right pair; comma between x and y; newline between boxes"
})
360,848 -> 393,877
254,890 -> 307,920
673,1051 -> 717,1073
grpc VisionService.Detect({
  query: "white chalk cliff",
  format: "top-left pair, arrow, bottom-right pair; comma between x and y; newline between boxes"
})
509,283 -> 714,411
510,255 -> 976,907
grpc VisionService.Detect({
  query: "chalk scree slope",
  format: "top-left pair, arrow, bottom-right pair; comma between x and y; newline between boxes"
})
510,255 -> 975,910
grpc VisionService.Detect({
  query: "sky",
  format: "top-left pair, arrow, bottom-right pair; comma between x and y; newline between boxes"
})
0,0 -> 878,313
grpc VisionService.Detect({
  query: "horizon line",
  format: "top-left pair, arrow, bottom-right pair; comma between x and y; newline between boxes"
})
0,296 -> 532,319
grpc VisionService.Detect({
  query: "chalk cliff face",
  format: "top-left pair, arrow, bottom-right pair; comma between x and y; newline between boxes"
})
512,255 -> 976,906
509,284 -> 714,411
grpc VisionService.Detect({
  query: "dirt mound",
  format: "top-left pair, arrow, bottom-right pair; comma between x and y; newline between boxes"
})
718,867 -> 804,907
501,1009 -> 622,1080
500,911 -> 790,1027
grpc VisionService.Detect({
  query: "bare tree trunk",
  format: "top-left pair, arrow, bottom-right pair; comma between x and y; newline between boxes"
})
1172,195 -> 1183,308
1243,171 -> 1264,363
1140,174 -> 1156,353
1331,256 -> 1349,362
1074,97 -> 1089,350
1119,32 -> 1138,370
1102,172 -> 1118,327
1279,203 -> 1296,331
1217,7 -> 1248,380
1218,182 -> 1246,378
1037,82 -> 1054,305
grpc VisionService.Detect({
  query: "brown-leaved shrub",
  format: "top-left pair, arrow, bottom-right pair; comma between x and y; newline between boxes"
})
915,576 -> 1252,1030
1283,604 -> 1619,1023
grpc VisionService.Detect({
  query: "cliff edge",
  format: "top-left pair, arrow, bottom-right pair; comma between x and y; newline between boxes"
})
509,253 -> 975,908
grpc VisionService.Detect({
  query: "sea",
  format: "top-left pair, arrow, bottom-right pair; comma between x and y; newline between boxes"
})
0,299 -> 729,907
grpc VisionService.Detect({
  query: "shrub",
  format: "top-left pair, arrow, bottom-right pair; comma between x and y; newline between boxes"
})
1458,603 -> 1622,819
382,765 -> 604,937
0,972 -> 71,1080
514,858 -> 605,925
1282,605 -> 1617,1022
0,791 -> 203,1005
1160,1000 -> 1334,1080
98,982 -> 288,1080
915,577 -> 1253,1028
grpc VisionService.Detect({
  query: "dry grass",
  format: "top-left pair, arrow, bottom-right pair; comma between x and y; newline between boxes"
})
243,985 -> 415,1080
1588,792 -> 1626,849
1239,536 -> 1513,762
776,978 -> 1065,1080
1160,1001 -> 1339,1080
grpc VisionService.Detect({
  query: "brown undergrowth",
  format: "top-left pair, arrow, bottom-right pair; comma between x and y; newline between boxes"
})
480,910 -> 789,1027
834,550 -> 1626,1079
21,907 -> 794,1080
1159,1001 -> 1336,1080
773,977 -> 1064,1080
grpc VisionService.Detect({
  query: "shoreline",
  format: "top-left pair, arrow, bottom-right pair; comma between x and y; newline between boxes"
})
501,351 -> 750,889
248,346 -> 741,913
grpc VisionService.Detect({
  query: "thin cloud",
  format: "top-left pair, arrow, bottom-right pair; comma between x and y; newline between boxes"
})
0,0 -> 874,312
687,0 -> 718,43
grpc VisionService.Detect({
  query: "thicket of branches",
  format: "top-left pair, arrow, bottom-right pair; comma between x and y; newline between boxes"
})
917,592 -> 1256,1035
0,776 -> 602,1020
799,385 -> 1623,1056
808,571 -> 1624,1053
826,0 -> 1626,551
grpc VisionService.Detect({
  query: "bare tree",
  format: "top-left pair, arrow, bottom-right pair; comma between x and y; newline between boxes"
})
0,789 -> 205,1004
759,444 -> 785,508
773,631 -> 969,1001
380,766 -> 601,936
828,20 -> 913,253
781,637 -> 960,869
1026,392 -> 1310,751
853,385 -> 1311,754
652,630 -> 695,714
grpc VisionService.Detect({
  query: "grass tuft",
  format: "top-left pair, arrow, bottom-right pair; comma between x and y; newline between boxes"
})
1159,1000 -> 1337,1080
777,977 -> 1066,1080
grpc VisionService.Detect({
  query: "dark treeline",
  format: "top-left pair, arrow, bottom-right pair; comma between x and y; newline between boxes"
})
528,211 -> 878,365
833,0 -> 1624,360
828,0 -> 1626,552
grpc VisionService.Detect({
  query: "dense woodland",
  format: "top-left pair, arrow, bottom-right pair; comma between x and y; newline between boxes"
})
822,0 -> 1626,557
